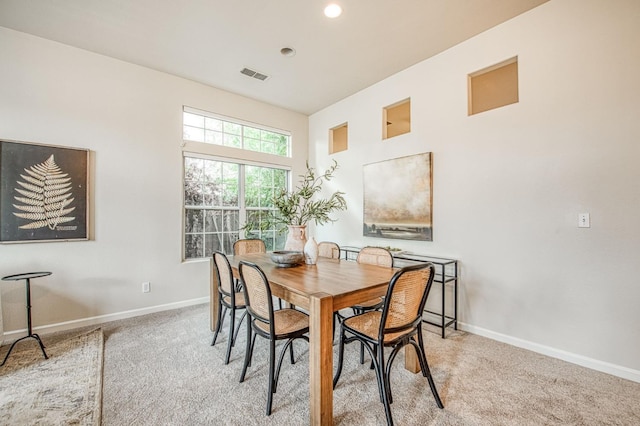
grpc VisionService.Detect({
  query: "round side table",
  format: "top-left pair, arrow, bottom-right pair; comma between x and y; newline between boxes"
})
1,271 -> 51,366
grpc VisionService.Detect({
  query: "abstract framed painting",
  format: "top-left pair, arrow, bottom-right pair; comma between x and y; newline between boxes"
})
363,152 -> 432,241
0,139 -> 89,243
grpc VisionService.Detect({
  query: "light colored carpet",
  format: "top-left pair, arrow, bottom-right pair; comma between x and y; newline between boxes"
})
96,304 -> 640,425
0,328 -> 103,425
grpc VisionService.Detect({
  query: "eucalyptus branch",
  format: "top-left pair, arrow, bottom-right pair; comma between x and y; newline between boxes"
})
241,160 -> 347,234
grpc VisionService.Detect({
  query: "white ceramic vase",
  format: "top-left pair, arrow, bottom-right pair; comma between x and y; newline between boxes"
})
304,237 -> 319,265
284,225 -> 307,252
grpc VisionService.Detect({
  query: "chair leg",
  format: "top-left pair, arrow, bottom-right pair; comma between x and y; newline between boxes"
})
239,320 -> 253,383
377,343 -> 395,426
289,340 -> 296,364
353,307 -> 368,365
232,311 -> 247,343
274,338 -> 293,393
370,344 -> 376,369
248,334 -> 256,368
416,332 -> 444,409
266,339 -> 276,415
211,302 -> 224,346
224,306 -> 236,364
333,325 -> 346,389
386,345 -> 408,405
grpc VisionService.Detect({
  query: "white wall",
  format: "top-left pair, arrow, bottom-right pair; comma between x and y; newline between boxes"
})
309,0 -> 640,381
0,28 -> 308,333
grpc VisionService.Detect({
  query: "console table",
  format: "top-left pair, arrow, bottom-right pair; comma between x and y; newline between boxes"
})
340,246 -> 458,338
1,271 -> 50,366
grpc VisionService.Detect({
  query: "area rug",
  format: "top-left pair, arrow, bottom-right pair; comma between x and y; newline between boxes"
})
0,328 -> 103,425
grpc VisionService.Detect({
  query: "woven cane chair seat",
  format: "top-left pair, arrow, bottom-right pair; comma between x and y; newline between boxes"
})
255,309 -> 309,336
343,311 -> 411,343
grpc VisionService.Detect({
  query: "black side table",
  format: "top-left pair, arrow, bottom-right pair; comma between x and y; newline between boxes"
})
1,271 -> 51,366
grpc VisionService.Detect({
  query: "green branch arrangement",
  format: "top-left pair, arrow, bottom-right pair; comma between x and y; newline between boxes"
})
243,160 -> 347,234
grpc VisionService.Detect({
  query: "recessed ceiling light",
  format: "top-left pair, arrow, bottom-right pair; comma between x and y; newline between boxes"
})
324,4 -> 342,18
280,47 -> 296,57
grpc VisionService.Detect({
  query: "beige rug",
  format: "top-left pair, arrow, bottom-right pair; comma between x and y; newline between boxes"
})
0,328 -> 104,425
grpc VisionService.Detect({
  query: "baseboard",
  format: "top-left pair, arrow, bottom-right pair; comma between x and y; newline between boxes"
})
2,297 -> 210,340
459,322 -> 640,384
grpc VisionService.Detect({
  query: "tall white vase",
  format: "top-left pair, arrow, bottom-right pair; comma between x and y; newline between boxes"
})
284,225 -> 307,252
304,237 -> 319,265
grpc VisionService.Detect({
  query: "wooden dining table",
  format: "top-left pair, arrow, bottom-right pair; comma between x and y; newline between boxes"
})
224,252 -> 421,425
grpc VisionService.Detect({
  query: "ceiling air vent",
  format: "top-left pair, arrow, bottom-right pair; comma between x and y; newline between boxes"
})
240,67 -> 269,81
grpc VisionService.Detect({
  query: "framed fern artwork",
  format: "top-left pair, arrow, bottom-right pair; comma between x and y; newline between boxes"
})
0,139 -> 89,243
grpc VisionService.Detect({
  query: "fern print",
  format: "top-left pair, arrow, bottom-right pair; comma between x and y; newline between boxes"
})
12,154 -> 76,230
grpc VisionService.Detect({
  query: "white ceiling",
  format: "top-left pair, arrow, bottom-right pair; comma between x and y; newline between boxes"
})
0,0 -> 549,115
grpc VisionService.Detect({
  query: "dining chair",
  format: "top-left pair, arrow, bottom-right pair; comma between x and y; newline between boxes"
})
317,241 -> 340,259
353,246 -> 393,312
211,251 -> 247,364
333,262 -> 444,426
233,238 -> 266,255
350,246 -> 393,364
238,261 -> 310,416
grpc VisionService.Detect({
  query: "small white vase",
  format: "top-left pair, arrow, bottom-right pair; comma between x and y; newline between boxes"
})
304,237 -> 319,265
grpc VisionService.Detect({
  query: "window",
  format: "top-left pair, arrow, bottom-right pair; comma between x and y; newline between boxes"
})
383,98 -> 411,139
183,155 -> 288,260
468,57 -> 519,115
243,165 -> 288,250
183,107 -> 291,157
329,122 -> 348,154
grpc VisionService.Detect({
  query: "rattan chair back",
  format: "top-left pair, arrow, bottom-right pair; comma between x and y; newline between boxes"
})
381,263 -> 434,337
213,251 -> 235,296
238,261 -> 273,325
357,246 -> 393,267
317,241 -> 340,259
233,239 -> 266,255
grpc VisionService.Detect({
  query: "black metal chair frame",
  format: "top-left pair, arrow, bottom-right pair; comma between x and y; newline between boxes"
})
333,263 -> 444,426
238,261 -> 310,416
211,251 -> 247,365
349,246 -> 392,364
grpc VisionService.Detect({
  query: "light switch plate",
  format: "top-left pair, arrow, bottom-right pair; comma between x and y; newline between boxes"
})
578,213 -> 590,228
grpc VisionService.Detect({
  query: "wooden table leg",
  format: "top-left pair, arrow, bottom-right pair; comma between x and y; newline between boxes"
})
404,344 -> 421,374
309,292 -> 334,426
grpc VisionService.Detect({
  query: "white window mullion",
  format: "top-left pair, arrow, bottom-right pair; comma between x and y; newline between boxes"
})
238,165 -> 247,240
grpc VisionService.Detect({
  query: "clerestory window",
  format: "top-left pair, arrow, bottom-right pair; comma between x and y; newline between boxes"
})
183,107 -> 291,157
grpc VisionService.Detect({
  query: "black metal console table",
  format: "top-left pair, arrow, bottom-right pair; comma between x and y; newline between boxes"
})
1,271 -> 51,366
340,246 -> 458,338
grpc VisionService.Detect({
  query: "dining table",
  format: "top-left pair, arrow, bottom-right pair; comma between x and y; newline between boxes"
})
225,252 -> 422,426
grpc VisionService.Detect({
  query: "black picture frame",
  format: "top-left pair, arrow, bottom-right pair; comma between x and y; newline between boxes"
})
0,139 -> 89,243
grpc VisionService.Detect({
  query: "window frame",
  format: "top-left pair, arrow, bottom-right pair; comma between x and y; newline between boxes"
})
183,106 -> 291,157
182,152 -> 290,261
